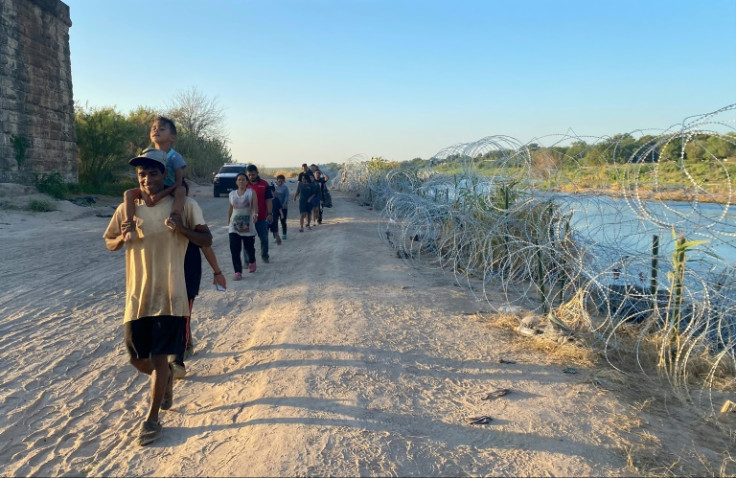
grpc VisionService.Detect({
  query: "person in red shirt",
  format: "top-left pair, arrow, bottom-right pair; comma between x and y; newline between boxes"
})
245,164 -> 274,263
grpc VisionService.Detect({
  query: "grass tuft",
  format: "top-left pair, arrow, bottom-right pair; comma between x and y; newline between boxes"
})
27,199 -> 54,212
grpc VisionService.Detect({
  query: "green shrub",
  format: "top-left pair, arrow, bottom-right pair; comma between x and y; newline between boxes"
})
93,179 -> 137,197
173,132 -> 232,179
65,183 -> 82,195
27,199 -> 54,212
75,106 -> 138,186
35,172 -> 68,199
11,134 -> 30,169
76,177 -> 137,197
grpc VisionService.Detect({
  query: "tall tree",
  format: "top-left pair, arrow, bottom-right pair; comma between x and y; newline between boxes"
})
127,106 -> 159,153
75,106 -> 136,185
167,87 -> 227,142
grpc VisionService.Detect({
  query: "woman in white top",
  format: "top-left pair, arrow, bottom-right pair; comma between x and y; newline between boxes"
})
227,173 -> 259,279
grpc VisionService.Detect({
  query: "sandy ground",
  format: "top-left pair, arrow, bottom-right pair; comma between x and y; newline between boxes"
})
0,181 -> 733,477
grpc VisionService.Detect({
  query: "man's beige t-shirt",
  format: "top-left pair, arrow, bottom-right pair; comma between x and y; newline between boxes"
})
103,196 -> 205,323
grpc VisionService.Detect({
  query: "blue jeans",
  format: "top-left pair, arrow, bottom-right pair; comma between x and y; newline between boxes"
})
255,219 -> 269,260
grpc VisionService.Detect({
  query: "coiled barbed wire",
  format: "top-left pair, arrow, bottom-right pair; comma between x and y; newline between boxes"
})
335,104 -> 736,429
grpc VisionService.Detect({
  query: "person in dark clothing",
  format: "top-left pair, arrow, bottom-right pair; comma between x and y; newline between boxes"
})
313,169 -> 327,224
171,178 -> 227,378
268,182 -> 283,244
170,242 -> 226,379
294,172 -> 318,232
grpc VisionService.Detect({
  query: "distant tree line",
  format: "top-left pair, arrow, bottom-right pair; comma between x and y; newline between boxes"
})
428,132 -> 736,170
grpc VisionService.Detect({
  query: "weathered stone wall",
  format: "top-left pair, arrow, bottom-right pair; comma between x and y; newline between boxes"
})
0,0 -> 76,182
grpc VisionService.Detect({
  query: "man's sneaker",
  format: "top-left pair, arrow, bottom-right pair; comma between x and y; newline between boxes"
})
234,272 -> 242,280
248,262 -> 257,273
282,234 -> 287,240
171,362 -> 187,380
262,257 -> 270,264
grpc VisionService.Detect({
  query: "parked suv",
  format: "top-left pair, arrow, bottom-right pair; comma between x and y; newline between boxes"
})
213,163 -> 249,197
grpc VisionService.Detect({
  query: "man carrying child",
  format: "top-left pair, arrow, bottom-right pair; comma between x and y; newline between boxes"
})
104,148 -> 213,446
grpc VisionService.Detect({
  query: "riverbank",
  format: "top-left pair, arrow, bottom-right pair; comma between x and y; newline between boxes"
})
553,182 -> 735,204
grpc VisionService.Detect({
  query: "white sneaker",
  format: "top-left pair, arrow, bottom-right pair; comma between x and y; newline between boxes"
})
170,362 -> 187,380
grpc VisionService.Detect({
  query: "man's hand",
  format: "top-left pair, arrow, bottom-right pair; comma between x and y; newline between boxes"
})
121,220 -> 137,242
105,232 -> 126,251
165,212 -> 183,232
213,273 -> 227,290
104,228 -> 130,251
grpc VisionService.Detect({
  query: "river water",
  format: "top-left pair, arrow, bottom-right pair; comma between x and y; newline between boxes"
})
422,178 -> 736,292
554,193 -> 736,286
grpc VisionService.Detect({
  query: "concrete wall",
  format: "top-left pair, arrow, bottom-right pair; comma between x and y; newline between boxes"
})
0,0 -> 76,182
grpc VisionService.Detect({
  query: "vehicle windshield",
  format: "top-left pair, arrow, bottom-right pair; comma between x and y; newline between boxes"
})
219,166 -> 245,174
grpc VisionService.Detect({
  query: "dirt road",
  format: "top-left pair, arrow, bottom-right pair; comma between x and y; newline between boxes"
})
0,182 -> 730,476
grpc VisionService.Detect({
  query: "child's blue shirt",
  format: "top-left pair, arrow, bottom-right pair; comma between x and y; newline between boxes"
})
164,149 -> 186,187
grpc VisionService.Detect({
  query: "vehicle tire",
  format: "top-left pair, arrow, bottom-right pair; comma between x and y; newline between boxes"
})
213,189 -> 220,198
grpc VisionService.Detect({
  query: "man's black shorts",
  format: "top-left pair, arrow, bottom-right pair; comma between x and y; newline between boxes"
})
124,315 -> 186,359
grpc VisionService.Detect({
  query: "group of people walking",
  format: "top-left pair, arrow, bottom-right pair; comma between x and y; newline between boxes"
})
103,115 -> 331,446
226,163 -> 329,279
294,163 -> 330,232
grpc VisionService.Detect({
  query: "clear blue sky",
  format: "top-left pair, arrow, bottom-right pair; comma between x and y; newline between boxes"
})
65,0 -> 736,168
